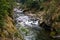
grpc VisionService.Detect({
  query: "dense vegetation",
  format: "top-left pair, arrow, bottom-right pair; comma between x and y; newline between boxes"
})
0,0 -> 14,29
20,0 -> 60,27
0,0 -> 60,40
19,0 -> 60,40
0,0 -> 23,40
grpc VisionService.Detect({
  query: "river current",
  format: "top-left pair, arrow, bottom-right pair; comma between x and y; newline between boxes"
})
13,8 -> 42,40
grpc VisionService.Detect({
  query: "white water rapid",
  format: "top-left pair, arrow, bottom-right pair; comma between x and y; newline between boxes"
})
13,8 -> 42,40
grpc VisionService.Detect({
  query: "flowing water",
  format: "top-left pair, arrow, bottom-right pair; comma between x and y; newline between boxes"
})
13,8 -> 42,40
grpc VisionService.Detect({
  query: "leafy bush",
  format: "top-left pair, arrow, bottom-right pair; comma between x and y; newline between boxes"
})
0,0 -> 15,32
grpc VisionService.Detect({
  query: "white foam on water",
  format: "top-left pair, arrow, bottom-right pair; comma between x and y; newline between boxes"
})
13,8 -> 41,40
